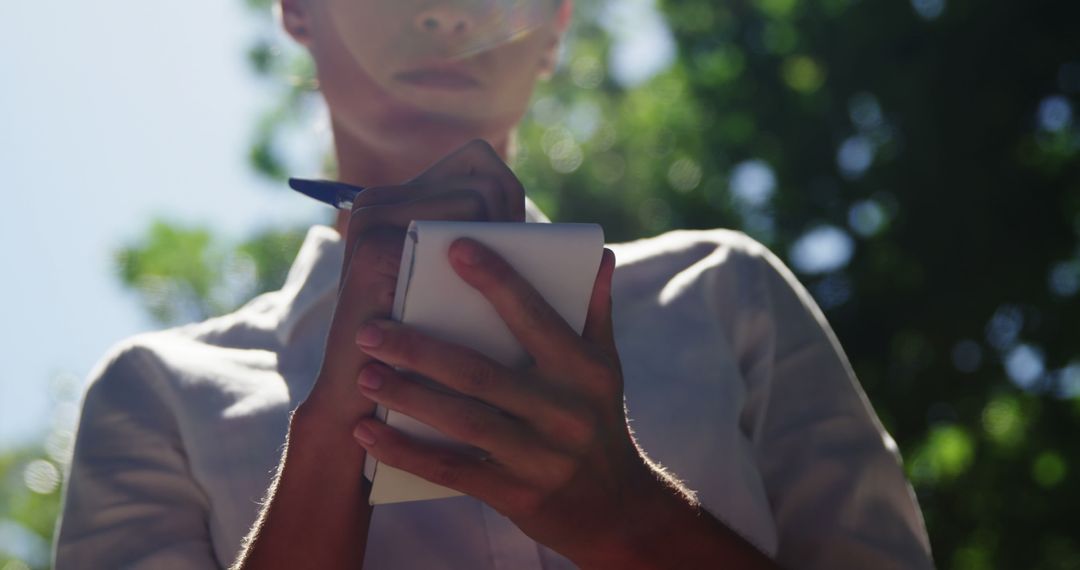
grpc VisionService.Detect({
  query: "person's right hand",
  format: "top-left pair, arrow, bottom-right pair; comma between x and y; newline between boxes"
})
294,139 -> 526,433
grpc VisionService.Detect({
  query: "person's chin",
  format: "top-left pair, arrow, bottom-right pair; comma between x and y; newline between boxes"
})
378,91 -> 510,132
398,89 -> 497,122
353,83 -> 518,148
367,105 -> 502,151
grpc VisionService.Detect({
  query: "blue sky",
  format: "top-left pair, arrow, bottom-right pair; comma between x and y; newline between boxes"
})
0,0 -> 326,447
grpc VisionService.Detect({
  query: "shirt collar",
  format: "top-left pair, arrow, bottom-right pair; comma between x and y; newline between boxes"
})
274,197 -> 550,345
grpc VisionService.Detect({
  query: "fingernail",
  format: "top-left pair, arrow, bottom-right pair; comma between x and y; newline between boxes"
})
453,239 -> 484,266
358,366 -> 384,391
353,423 -> 377,446
355,324 -> 383,348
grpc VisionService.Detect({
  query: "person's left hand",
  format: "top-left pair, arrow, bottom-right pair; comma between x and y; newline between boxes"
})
349,237 -> 669,565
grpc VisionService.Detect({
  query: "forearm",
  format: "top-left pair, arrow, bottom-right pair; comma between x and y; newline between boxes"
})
575,465 -> 780,570
231,406 -> 373,569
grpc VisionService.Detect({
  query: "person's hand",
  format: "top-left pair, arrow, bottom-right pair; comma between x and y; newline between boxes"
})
295,139 -> 526,432
236,142 -> 541,569
348,238 -> 675,565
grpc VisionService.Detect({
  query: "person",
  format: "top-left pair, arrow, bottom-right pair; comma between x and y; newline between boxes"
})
54,0 -> 934,568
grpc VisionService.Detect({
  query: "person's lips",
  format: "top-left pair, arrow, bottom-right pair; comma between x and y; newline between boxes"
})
394,66 -> 481,90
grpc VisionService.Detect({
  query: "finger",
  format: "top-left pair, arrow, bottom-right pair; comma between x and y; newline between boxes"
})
355,178 -> 508,221
353,320 -> 550,420
341,184 -> 413,270
447,238 -> 587,373
310,229 -> 401,426
355,320 -> 604,458
347,190 -> 488,249
426,176 -> 505,221
350,184 -> 427,210
582,248 -> 617,357
355,362 -> 538,463
353,416 -> 518,506
337,227 -> 404,318
327,190 -> 489,393
342,185 -> 484,267
412,139 -> 526,223
340,190 -> 489,289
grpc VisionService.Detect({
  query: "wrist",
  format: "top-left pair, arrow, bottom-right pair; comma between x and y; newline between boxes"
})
573,459 -> 779,570
285,398 -> 372,481
570,459 -> 687,570
292,381 -> 376,441
236,391 -> 374,569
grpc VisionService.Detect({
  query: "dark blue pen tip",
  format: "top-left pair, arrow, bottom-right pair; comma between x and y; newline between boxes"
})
288,177 -> 364,210
287,177 -> 333,205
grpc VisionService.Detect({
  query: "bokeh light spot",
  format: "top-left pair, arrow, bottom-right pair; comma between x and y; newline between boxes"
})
789,225 -> 855,274
592,151 -> 627,185
695,46 -> 747,85
729,159 -> 776,207
548,139 -> 584,174
910,0 -> 946,20
837,135 -> 875,179
985,305 -> 1023,350
1048,261 -> 1080,297
1055,363 -> 1080,398
602,0 -> 677,87
1005,344 -> 1046,391
909,424 -> 974,483
754,0 -> 799,19
781,55 -> 826,93
848,199 -> 888,237
849,92 -> 885,131
530,96 -> 565,126
1032,451 -> 1067,488
667,157 -> 703,193
566,100 -> 602,142
45,428 -> 75,466
23,459 -> 60,495
1037,95 -> 1074,133
541,125 -> 573,156
811,273 -> 853,309
570,54 -> 605,90
982,395 -> 1024,448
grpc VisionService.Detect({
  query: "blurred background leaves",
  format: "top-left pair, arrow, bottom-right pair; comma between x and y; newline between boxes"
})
4,0 -> 1078,568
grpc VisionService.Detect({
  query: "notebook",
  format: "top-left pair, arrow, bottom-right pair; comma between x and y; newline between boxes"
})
364,220 -> 605,504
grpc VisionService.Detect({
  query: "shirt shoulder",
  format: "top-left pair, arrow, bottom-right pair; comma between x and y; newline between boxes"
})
609,228 -> 780,321
94,290 -> 280,366
610,227 -> 770,268
69,298 -> 304,565
97,222 -> 343,387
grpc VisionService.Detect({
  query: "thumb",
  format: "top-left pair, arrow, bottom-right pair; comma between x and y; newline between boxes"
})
582,248 -> 617,354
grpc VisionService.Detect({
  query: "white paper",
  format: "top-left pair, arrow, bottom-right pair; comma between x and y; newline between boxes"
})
364,221 -> 604,504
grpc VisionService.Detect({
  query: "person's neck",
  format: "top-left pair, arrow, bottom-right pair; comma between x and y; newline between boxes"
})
328,118 -> 511,236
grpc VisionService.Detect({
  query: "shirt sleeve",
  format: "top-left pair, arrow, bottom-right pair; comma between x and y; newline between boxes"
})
737,240 -> 934,569
54,342 -> 222,570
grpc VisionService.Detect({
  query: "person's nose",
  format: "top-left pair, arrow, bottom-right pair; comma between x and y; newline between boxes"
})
414,4 -> 476,37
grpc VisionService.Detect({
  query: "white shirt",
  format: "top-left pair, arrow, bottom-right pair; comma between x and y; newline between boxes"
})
55,203 -> 933,569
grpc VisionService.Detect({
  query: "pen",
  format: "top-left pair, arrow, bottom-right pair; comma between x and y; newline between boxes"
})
288,177 -> 365,210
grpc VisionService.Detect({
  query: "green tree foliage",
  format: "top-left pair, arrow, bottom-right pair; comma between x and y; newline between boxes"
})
1,374 -> 78,570
0,448 -> 63,570
47,0 -> 1080,568
650,1 -> 1080,567
115,222 -> 307,326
